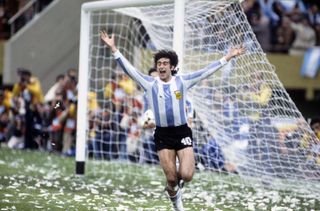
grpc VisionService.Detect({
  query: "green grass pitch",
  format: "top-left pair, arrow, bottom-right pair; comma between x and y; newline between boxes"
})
0,148 -> 319,210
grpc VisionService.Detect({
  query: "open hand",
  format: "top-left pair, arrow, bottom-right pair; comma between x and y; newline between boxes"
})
100,30 -> 117,52
225,44 -> 246,61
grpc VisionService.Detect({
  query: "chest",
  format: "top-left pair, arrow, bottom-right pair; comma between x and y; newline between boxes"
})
156,83 -> 183,102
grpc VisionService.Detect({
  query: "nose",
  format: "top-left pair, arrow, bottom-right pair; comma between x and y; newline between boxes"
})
158,63 -> 166,68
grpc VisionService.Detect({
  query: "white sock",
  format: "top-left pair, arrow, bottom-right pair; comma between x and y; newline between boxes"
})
168,188 -> 184,211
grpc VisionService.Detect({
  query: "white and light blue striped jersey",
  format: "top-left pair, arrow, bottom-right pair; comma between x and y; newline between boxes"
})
113,50 -> 228,127
143,93 -> 149,112
144,93 -> 193,119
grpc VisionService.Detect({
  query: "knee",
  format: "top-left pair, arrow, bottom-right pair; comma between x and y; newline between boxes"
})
166,174 -> 178,186
180,171 -> 194,182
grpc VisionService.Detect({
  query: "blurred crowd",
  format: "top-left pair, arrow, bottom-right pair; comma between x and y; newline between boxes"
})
0,68 -> 77,156
242,0 -> 320,54
190,70 -> 320,175
0,0 -> 318,52
0,0 -> 53,39
0,67 -> 158,161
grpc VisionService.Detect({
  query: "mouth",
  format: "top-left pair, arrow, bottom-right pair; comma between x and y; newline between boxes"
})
159,69 -> 166,74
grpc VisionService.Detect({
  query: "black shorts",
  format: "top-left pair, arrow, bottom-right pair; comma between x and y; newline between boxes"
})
154,124 -> 193,151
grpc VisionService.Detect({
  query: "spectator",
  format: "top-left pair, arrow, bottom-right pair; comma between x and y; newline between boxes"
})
111,95 -> 127,161
44,74 -> 65,103
305,118 -> 320,164
245,72 -> 274,164
0,90 -> 10,146
60,101 -> 77,156
47,91 -> 66,152
7,96 -> 25,149
93,106 -> 114,160
120,106 -> 141,162
258,0 -> 283,46
199,136 -> 237,173
12,68 -> 44,149
307,4 -> 320,45
32,102 -> 47,150
44,68 -> 78,155
286,1 -> 306,23
62,68 -> 77,104
270,0 -> 286,46
274,16 -> 294,53
289,17 -> 316,56
104,71 -> 136,102
87,91 -> 99,158
246,1 -> 271,51
12,68 -> 44,104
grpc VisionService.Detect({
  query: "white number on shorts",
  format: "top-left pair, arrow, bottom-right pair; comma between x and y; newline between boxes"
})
181,137 -> 192,146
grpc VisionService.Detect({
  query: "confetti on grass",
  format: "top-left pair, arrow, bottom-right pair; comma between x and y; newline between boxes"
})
0,149 -> 319,210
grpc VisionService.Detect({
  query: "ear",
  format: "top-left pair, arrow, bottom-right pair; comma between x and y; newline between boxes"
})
170,65 -> 175,71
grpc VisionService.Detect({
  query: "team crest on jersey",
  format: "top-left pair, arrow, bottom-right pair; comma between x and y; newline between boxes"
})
174,90 -> 182,99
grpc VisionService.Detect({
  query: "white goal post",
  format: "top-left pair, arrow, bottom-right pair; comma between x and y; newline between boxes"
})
76,0 -> 320,196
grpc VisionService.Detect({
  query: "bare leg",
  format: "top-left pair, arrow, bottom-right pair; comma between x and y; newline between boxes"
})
158,148 -> 193,211
158,149 -> 178,196
177,147 -> 195,183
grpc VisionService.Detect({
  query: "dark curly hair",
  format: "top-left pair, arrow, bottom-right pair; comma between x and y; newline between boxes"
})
154,50 -> 179,75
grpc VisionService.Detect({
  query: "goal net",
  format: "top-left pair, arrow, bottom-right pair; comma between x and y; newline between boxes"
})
77,0 -> 320,196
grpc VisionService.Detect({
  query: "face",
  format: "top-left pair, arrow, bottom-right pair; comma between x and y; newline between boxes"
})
156,58 -> 174,82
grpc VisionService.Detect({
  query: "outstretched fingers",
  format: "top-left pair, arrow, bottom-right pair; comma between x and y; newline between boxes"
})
99,30 -> 117,52
233,45 -> 246,56
238,45 -> 246,55
100,30 -> 108,40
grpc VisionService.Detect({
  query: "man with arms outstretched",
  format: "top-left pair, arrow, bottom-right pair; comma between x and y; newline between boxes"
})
100,30 -> 245,211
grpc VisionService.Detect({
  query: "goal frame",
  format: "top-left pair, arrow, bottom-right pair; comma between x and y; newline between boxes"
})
76,0 -> 185,175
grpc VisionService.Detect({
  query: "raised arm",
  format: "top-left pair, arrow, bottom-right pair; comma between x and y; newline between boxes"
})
100,30 -> 153,90
182,45 -> 246,89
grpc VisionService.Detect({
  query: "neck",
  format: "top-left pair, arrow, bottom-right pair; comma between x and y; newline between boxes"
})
162,75 -> 172,82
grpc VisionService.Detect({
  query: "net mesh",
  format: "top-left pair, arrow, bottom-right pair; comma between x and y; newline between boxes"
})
85,0 -> 320,195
